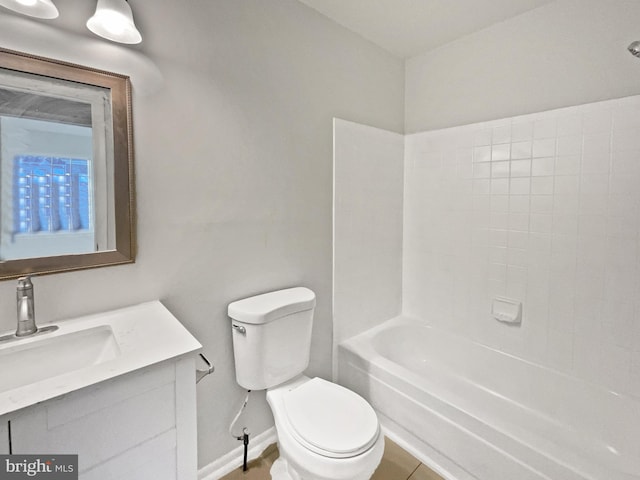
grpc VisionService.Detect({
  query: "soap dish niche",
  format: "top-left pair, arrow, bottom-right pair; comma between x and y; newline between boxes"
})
492,297 -> 522,325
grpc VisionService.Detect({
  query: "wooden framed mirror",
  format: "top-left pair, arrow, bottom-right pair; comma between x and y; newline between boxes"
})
0,48 -> 135,280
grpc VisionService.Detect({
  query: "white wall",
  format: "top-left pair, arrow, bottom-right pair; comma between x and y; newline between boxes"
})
404,96 -> 640,397
0,0 -> 404,468
406,0 -> 640,132
333,119 -> 403,365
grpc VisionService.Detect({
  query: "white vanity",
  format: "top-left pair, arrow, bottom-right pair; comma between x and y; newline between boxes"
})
0,301 -> 201,480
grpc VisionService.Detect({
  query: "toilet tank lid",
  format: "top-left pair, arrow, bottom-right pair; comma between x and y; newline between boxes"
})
228,287 -> 316,324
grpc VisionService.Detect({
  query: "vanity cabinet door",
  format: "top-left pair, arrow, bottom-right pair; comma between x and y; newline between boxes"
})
9,363 -> 182,480
0,417 -> 9,454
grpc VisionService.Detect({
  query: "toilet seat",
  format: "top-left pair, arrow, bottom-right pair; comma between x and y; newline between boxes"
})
282,377 -> 380,459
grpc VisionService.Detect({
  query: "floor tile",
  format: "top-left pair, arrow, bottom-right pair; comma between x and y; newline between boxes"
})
370,437 -> 421,480
218,437 -> 445,480
408,463 -> 446,480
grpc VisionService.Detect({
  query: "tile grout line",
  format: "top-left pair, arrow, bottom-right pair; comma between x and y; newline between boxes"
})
406,462 -> 422,480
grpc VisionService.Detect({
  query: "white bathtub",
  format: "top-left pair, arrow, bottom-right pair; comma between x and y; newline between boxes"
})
338,316 -> 640,480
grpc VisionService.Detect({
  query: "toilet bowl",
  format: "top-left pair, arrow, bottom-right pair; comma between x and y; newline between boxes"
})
228,287 -> 384,480
267,375 -> 384,480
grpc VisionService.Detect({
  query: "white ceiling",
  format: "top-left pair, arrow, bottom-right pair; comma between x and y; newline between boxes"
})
297,0 -> 554,58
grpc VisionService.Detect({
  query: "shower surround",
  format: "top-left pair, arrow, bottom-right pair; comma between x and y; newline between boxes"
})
333,94 -> 640,479
403,94 -> 640,395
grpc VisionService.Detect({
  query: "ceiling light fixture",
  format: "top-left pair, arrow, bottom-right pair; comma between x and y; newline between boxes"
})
0,0 -> 58,19
86,0 -> 141,45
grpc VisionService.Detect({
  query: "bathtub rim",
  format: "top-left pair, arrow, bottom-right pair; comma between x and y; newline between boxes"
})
341,314 -> 639,404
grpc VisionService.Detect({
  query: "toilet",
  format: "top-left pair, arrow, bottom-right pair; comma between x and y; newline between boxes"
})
228,287 -> 384,480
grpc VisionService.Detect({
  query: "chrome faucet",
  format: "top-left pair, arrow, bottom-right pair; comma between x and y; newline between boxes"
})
16,276 -> 37,337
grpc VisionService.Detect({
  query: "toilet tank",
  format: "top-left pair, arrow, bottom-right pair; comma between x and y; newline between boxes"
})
228,287 -> 316,390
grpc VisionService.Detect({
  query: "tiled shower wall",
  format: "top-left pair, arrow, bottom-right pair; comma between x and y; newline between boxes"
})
403,95 -> 640,397
333,118 -> 404,353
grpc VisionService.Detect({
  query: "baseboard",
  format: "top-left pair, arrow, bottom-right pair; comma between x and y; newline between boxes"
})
198,427 -> 277,480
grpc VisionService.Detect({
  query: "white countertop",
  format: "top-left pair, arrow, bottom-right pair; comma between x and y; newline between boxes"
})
0,301 -> 202,416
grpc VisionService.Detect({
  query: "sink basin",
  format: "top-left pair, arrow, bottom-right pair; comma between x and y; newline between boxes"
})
0,301 -> 201,416
0,326 -> 120,393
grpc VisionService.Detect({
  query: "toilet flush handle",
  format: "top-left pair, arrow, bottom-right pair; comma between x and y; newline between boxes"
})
232,324 -> 246,335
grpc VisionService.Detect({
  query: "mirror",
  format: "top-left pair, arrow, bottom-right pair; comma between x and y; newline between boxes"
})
0,48 -> 135,280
